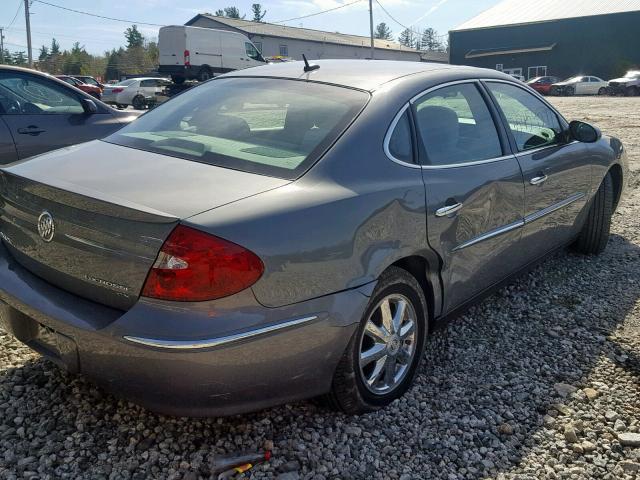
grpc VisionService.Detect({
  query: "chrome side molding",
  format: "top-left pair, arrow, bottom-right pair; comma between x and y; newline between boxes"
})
525,192 -> 585,224
124,315 -> 319,350
453,219 -> 524,251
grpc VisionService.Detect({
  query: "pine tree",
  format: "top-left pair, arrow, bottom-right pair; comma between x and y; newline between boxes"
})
50,38 -> 61,55
38,45 -> 49,61
125,25 -> 144,49
374,22 -> 393,40
224,7 -> 243,19
398,28 -> 414,48
215,9 -> 224,16
420,28 -> 443,51
251,4 -> 266,22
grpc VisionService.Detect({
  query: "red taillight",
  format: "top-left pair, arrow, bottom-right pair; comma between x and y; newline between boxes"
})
141,225 -> 264,302
184,49 -> 191,66
111,88 -> 123,93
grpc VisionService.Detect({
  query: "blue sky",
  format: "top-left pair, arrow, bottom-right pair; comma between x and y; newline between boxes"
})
2,0 -> 499,55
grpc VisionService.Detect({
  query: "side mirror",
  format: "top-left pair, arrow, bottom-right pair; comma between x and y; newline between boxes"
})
569,120 -> 601,143
81,98 -> 98,114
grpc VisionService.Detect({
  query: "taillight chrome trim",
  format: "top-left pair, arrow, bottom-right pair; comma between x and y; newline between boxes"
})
123,315 -> 318,350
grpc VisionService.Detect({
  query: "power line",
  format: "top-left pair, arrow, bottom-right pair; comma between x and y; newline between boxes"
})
374,0 -> 447,39
272,0 -> 365,24
5,1 -> 23,30
32,0 -> 165,27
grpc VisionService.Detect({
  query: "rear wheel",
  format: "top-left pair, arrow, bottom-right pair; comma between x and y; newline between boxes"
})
326,266 -> 428,414
573,173 -> 614,255
132,95 -> 146,110
171,75 -> 185,85
197,66 -> 213,82
598,87 -> 607,95
116,103 -> 127,110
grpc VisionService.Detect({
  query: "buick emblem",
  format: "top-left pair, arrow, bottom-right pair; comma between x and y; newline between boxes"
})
37,211 -> 55,243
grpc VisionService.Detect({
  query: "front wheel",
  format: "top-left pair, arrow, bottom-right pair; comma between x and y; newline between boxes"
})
598,87 -> 607,96
573,173 -> 614,255
132,95 -> 146,110
566,87 -> 575,96
197,66 -> 213,82
326,266 -> 428,414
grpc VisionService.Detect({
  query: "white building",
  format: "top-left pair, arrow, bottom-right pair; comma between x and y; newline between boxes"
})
185,14 -> 449,63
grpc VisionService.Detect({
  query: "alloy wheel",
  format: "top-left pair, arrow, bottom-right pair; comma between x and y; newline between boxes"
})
358,294 -> 418,395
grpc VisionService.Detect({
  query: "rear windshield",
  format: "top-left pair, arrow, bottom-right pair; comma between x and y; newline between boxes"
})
114,79 -> 137,87
106,77 -> 369,179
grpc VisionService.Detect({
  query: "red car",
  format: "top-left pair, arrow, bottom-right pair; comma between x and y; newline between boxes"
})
526,76 -> 559,95
55,75 -> 102,99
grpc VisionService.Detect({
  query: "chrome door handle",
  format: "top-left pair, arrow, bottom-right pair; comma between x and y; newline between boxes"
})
435,203 -> 463,217
530,175 -> 548,185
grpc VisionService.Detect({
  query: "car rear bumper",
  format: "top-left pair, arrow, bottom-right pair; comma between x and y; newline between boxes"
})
0,241 -> 370,416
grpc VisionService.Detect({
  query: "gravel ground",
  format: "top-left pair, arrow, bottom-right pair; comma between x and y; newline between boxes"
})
1,97 -> 640,480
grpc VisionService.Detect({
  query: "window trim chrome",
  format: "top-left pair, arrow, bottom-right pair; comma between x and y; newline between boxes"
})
383,79 -> 515,170
124,315 -> 319,350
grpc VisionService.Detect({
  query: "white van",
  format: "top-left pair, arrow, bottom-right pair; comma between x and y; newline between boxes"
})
158,26 -> 266,83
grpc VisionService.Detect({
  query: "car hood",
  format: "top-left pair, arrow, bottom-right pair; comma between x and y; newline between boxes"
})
609,77 -> 636,83
1,140 -> 290,220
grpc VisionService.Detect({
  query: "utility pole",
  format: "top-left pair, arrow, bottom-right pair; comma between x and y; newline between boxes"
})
368,0 -> 374,59
0,29 -> 4,64
24,0 -> 33,67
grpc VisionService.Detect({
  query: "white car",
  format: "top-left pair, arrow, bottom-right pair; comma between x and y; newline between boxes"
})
551,76 -> 608,96
102,78 -> 171,109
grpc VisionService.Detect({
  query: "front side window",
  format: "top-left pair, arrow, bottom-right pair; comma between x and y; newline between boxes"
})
0,72 -> 84,115
245,42 -> 262,61
253,42 -> 262,53
486,82 -> 562,152
413,83 -> 502,166
140,80 -> 157,88
106,78 -> 369,179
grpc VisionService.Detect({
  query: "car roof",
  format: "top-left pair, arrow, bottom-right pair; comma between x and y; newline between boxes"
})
221,59 -> 506,92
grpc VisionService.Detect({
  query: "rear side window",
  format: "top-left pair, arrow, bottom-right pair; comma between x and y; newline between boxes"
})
387,109 -> 413,163
486,82 -> 562,152
413,83 -> 502,166
107,78 -> 369,179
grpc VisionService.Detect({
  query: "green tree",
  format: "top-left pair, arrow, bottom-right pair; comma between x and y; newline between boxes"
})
38,45 -> 49,61
224,7 -> 243,18
1,49 -> 13,65
125,25 -> 144,49
251,4 -> 266,22
420,28 -> 443,51
374,22 -> 393,40
398,28 -> 415,48
12,51 -> 27,66
50,38 -> 61,55
215,9 -> 224,16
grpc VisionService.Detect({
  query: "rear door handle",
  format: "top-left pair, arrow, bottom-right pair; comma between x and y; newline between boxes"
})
435,203 -> 463,217
530,174 -> 548,185
17,126 -> 45,136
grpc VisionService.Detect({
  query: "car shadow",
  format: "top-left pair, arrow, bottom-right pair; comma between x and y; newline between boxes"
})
0,234 -> 639,479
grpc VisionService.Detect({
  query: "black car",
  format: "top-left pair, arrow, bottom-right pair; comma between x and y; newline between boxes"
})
0,66 -> 140,165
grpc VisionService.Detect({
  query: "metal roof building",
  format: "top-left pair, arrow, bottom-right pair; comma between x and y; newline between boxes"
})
185,14 -> 449,63
449,0 -> 640,81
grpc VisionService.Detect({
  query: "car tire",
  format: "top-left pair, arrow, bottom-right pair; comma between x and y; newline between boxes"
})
132,95 -> 145,110
573,173 -> 614,255
566,87 -> 575,96
598,87 -> 607,95
116,104 -> 127,110
171,75 -> 185,85
197,66 -> 213,82
326,266 -> 428,415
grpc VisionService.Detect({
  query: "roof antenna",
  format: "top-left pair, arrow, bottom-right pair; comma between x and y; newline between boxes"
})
302,54 -> 320,73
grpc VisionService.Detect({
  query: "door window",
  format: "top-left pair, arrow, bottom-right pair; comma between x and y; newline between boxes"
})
387,109 -> 413,163
245,42 -> 262,61
0,72 -> 84,115
139,80 -> 157,88
413,83 -> 503,166
253,41 -> 263,53
487,82 -> 562,152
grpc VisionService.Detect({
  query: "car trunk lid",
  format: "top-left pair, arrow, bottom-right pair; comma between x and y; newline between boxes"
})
0,140 -> 288,310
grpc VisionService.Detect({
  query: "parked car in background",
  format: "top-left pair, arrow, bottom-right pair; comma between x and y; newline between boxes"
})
55,75 -> 103,99
551,76 -> 608,96
0,61 -> 627,417
102,77 -> 172,110
0,66 -> 140,164
608,70 -> 640,96
158,25 -> 266,83
74,75 -> 104,90
526,76 -> 559,95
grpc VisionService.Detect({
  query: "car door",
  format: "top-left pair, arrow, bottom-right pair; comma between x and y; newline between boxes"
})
485,81 -> 591,264
0,70 -> 117,161
406,81 -> 525,312
0,115 -> 17,164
